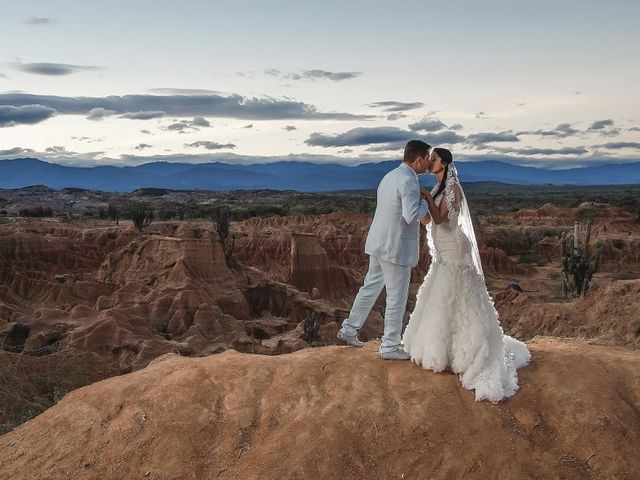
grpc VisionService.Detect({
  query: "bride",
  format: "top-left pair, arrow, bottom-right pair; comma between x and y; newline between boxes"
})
401,147 -> 531,403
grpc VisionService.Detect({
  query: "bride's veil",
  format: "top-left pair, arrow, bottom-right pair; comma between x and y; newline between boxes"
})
443,162 -> 485,279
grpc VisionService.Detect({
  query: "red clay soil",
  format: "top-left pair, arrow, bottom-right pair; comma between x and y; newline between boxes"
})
1,337 -> 639,480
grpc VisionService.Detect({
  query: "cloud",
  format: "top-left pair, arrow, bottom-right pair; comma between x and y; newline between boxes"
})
120,111 -> 166,120
494,146 -> 588,156
86,108 -> 116,121
386,112 -> 407,121
135,143 -> 152,151
0,92 -> 372,120
0,104 -> 56,127
306,127 -> 409,147
283,125 -> 297,131
12,61 -> 101,76
449,123 -> 463,131
148,88 -> 221,95
517,123 -> 580,138
71,136 -> 104,144
408,118 -> 448,132
141,129 -> 152,135
23,17 -> 56,25
475,112 -> 488,119
164,116 -> 212,133
368,101 -> 424,112
366,144 -> 405,152
191,116 -> 210,127
305,126 -> 465,148
243,124 -> 253,129
466,131 -> 519,146
423,131 -> 468,145
166,121 -> 194,133
0,73 -> 7,79
265,68 -> 361,82
588,119 -> 614,130
597,128 -> 621,137
302,69 -> 361,81
45,145 -> 74,155
0,146 -> 36,156
585,119 -> 620,137
593,142 -> 640,150
184,141 -> 236,150
629,127 -> 640,132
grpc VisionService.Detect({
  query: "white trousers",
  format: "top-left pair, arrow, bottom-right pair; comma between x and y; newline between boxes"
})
340,255 -> 411,353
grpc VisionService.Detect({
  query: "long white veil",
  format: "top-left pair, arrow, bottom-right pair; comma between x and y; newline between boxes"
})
429,162 -> 484,278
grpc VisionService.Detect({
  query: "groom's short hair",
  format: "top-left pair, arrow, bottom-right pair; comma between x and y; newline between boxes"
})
403,140 -> 431,163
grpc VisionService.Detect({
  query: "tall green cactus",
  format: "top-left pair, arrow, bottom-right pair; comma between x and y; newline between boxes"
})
560,220 -> 602,298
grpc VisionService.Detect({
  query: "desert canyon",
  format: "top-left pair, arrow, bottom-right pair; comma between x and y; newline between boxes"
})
1,189 -> 639,479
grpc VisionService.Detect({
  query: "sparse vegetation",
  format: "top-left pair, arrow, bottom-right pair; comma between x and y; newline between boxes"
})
302,311 -> 322,343
108,203 -> 120,225
0,345 -> 98,435
128,202 -> 154,236
1,184 -> 639,223
212,206 -> 231,244
560,220 -> 602,297
18,206 -> 53,217
213,206 -> 236,268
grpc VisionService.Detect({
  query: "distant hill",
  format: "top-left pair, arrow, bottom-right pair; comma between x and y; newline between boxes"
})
1,157 -> 640,192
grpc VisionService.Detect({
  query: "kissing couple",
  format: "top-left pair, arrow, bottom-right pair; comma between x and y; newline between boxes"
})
337,140 -> 531,403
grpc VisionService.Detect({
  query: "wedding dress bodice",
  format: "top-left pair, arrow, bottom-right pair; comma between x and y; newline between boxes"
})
429,193 -> 474,266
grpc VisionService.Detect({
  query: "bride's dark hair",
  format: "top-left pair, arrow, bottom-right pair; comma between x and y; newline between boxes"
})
432,147 -> 453,200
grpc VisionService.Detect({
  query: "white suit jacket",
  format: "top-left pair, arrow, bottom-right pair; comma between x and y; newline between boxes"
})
364,162 -> 428,267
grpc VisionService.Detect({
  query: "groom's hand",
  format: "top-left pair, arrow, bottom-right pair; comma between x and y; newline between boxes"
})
420,188 -> 430,200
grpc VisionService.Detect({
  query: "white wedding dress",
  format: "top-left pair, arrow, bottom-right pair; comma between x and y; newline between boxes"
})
401,164 -> 531,403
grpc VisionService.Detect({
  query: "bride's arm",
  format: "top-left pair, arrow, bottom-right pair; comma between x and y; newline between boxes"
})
424,193 -> 449,225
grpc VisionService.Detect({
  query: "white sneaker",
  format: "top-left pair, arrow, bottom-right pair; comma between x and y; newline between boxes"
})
337,330 -> 364,347
380,349 -> 411,360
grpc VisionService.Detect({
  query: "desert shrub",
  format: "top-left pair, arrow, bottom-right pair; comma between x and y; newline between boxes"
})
18,206 -> 53,217
301,312 -> 322,342
158,209 -> 177,221
212,206 -> 231,244
0,346 -> 96,435
128,202 -> 154,235
107,203 -> 120,224
136,188 -> 170,196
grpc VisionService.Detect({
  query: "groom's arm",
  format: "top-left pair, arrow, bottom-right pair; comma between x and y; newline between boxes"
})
400,178 -> 428,224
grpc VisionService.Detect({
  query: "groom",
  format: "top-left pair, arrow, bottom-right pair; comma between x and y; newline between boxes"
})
338,140 -> 431,360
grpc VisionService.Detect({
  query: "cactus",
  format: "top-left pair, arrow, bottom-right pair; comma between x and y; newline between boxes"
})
560,220 -> 602,298
212,206 -> 236,269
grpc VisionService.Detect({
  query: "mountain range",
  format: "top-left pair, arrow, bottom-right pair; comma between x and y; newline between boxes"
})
1,157 -> 639,192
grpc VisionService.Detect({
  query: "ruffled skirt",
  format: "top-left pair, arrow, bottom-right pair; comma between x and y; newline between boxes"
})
402,259 -> 531,403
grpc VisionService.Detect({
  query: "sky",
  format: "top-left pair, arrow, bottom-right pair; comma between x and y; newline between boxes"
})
1,0 -> 639,169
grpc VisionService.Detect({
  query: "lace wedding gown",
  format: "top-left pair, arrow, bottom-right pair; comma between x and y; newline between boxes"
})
401,164 -> 531,403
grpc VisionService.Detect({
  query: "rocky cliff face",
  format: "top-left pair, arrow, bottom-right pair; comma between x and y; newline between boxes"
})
0,219 -> 356,433
495,279 -> 640,348
288,232 -> 358,299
